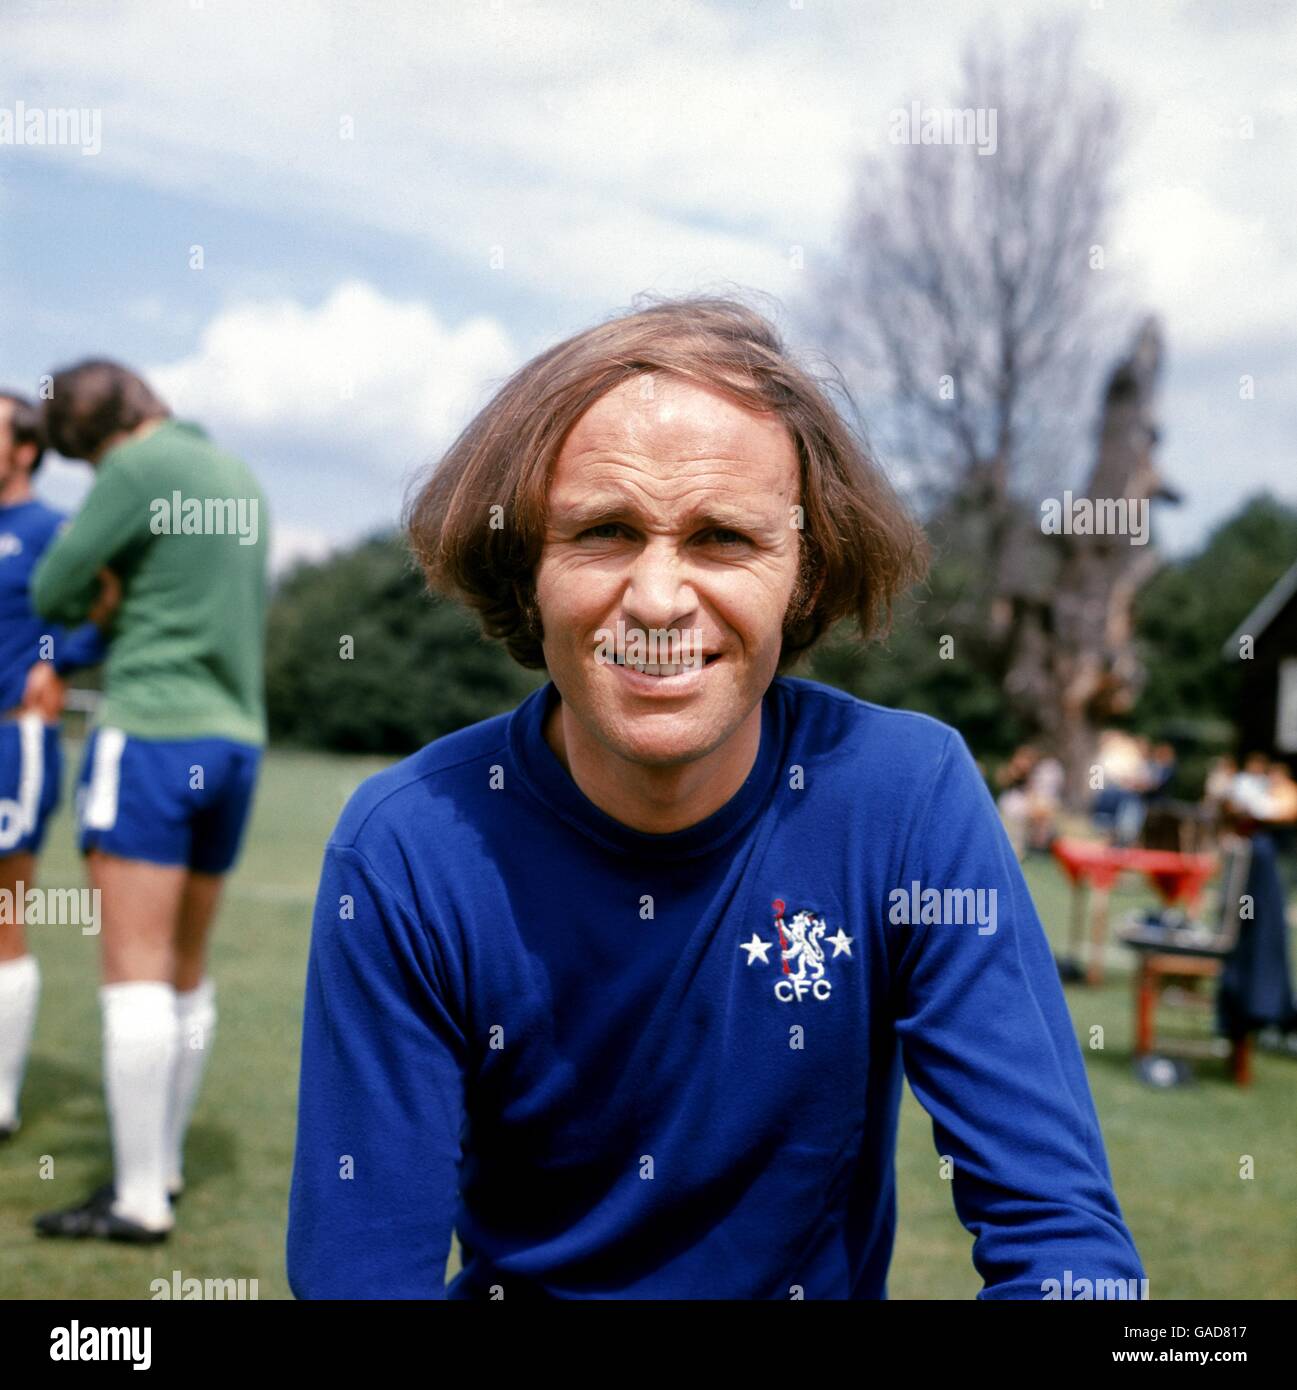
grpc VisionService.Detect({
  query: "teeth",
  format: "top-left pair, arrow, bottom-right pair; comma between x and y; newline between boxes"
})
612,656 -> 692,674
609,654 -> 717,674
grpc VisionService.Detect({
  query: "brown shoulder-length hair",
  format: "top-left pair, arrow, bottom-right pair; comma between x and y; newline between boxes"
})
405,293 -> 929,670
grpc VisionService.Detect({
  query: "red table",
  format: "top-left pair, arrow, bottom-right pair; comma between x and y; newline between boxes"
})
1051,839 -> 1218,985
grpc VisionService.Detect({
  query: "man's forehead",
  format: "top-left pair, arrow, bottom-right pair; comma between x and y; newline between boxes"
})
552,385 -> 796,505
547,449 -> 796,517
547,480 -> 784,532
562,376 -> 792,460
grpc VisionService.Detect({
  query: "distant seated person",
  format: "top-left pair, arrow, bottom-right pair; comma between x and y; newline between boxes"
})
1144,742 -> 1177,801
1216,757 -> 1297,1047
1203,754 -> 1238,820
996,744 -> 1063,858
1226,752 -> 1297,864
1225,753 -> 1289,825
996,745 -> 1036,859
1264,763 -> 1297,825
1025,752 -> 1064,852
1228,757 -> 1297,870
1091,729 -> 1149,846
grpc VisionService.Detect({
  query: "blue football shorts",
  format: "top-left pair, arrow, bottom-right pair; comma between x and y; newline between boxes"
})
76,727 -> 261,874
0,714 -> 62,857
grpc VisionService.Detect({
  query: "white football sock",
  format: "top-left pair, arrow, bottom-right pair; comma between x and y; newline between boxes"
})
101,981 -> 177,1231
0,954 -> 40,1130
166,977 -> 217,1194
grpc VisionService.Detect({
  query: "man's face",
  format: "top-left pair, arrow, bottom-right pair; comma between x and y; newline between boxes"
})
535,374 -> 802,768
0,400 -> 18,486
0,399 -> 36,501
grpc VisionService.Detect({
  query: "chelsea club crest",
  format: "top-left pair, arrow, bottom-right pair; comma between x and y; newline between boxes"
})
738,899 -> 853,1002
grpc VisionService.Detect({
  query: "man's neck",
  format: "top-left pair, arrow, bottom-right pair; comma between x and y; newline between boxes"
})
95,416 -> 166,463
543,696 -> 763,834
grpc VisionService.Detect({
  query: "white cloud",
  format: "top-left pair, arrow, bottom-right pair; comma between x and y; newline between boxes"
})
9,0 -> 1296,558
270,524 -> 336,577
1116,183 -> 1287,352
0,0 -> 847,309
147,281 -> 518,472
7,0 -> 1293,347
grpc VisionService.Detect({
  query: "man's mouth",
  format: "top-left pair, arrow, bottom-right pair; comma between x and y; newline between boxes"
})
610,653 -> 722,679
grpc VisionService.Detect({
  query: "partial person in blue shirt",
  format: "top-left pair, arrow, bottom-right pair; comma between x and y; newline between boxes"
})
287,297 -> 1146,1300
0,391 -> 107,1139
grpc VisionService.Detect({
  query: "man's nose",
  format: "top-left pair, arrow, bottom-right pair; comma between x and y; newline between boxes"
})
623,538 -> 697,632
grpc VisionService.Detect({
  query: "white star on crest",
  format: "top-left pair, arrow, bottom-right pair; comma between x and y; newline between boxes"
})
739,934 -> 773,965
827,928 -> 854,958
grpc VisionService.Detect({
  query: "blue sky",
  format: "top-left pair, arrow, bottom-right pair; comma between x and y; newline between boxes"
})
2,0 -> 1294,571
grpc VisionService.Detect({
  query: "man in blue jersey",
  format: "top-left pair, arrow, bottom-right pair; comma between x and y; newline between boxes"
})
287,297 -> 1146,1300
0,391 -> 108,1140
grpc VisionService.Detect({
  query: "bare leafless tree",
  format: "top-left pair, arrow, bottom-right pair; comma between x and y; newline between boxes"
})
817,21 -> 1124,516
806,22 -> 1184,804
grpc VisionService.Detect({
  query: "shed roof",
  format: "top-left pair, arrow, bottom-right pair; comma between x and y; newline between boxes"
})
1223,558 -> 1297,660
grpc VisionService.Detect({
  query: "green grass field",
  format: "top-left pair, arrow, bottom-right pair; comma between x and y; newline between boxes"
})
2,741 -> 1295,1299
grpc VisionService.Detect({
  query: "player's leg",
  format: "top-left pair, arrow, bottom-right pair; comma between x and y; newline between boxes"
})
0,851 -> 39,1138
0,853 -> 34,957
166,870 -> 223,1198
175,870 -> 222,992
93,848 -> 187,1231
35,729 -> 187,1241
94,848 -> 187,982
0,717 -> 61,1139
164,740 -> 261,1198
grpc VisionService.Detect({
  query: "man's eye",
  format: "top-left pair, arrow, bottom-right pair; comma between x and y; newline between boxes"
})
705,528 -> 748,546
580,523 -> 626,541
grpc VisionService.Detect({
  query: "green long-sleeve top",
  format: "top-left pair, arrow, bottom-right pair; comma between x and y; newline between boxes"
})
32,419 -> 269,746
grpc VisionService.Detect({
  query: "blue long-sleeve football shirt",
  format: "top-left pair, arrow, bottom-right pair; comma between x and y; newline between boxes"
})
287,676 -> 1144,1299
0,499 -> 106,709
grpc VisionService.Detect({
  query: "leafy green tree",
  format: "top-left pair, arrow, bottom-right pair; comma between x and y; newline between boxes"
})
804,550 -> 1029,762
266,532 -> 541,753
1134,493 -> 1297,730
